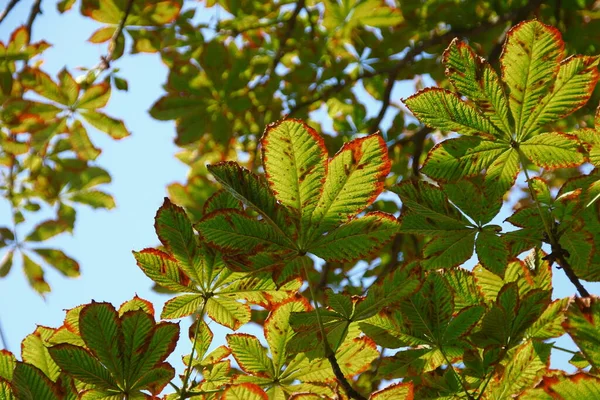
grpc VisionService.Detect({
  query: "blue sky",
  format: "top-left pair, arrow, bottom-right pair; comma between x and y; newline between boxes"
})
0,0 -> 596,388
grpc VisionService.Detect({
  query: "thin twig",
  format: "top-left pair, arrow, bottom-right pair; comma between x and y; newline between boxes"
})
0,0 -> 21,25
302,263 -> 367,400
98,0 -> 135,72
440,348 -> 474,400
519,153 -> 590,298
25,0 -> 42,40
268,0 -> 305,77
0,315 -> 8,350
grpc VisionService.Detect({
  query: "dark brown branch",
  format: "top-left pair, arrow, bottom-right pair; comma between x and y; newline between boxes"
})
269,0 -> 306,76
548,243 -> 591,297
327,352 -> 367,400
0,0 -> 21,25
25,0 -> 42,41
98,0 -> 134,71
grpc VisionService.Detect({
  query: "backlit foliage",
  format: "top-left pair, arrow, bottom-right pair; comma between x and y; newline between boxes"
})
1,1 -> 600,399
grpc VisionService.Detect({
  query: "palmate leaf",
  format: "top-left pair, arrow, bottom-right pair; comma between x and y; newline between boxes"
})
397,181 -> 508,271
48,299 -> 179,397
205,119 -> 395,275
501,20 -> 564,140
405,20 -> 594,197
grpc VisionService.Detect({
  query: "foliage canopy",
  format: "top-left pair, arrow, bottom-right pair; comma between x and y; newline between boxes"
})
1,1 -> 600,399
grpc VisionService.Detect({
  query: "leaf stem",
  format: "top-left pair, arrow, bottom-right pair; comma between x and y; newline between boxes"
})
440,347 -> 474,400
302,262 -> 367,400
552,344 -> 579,355
179,298 -> 208,400
518,152 -> 590,297
476,372 -> 494,400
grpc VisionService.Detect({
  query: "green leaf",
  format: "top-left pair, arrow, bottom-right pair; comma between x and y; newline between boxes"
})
261,119 -> 327,239
335,335 -> 379,377
203,189 -> 243,215
525,298 -> 569,340
58,68 -> 79,105
265,299 -> 310,374
422,137 -> 509,182
161,294 -> 204,319
500,20 -> 564,139
487,341 -> 551,398
21,327 -> 60,381
563,296 -> 600,369
221,383 -> 268,400
77,82 -> 110,109
78,302 -> 124,381
403,87 -> 501,137
197,210 -> 296,253
475,228 -> 509,275
0,350 -> 15,380
33,249 -> 80,277
134,248 -> 195,293
11,362 -> 60,400
307,133 -> 390,240
48,344 -> 117,388
227,334 -> 273,377
131,321 -> 178,388
120,310 -> 155,385
22,253 -> 50,295
25,220 -> 71,242
523,56 -> 599,137
443,38 -> 511,137
205,296 -> 250,330
207,162 -> 295,236
80,110 -> 129,139
309,212 -> 399,262
354,266 -> 421,321
69,120 -> 101,161
520,132 -> 585,169
154,197 -> 202,283
69,190 -> 116,209
370,382 -> 414,400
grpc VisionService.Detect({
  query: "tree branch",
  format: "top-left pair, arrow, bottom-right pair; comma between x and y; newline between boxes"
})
549,243 -> 590,297
0,0 -> 21,25
302,263 -> 367,400
25,0 -> 42,40
98,0 -> 135,72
